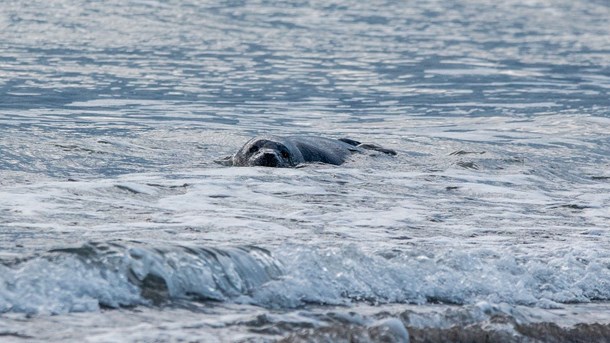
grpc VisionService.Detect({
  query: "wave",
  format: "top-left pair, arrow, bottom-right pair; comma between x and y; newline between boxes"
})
2,242 -> 610,315
0,242 -> 282,314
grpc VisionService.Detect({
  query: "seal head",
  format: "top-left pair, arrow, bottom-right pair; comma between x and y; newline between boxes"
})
231,136 -> 305,167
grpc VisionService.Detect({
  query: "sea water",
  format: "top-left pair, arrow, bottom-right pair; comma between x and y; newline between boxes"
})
1,0 -> 610,342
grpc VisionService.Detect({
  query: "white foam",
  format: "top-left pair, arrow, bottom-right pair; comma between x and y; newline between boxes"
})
250,244 -> 610,309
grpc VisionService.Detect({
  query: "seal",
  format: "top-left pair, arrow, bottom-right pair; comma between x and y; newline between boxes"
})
216,135 -> 396,167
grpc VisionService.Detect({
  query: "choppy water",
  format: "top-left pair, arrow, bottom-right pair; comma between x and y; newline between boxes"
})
1,0 -> 610,342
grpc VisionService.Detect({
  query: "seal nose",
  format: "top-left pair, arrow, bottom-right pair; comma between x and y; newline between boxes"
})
261,152 -> 279,167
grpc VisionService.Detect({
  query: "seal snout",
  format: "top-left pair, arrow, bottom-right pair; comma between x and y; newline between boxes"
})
251,149 -> 281,167
261,151 -> 280,167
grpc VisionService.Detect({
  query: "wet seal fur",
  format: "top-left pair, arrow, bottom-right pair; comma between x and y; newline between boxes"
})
216,136 -> 396,167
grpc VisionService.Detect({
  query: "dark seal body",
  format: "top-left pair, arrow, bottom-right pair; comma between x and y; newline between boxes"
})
218,135 -> 396,168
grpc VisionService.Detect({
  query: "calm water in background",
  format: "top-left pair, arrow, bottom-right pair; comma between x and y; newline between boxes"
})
1,0 -> 610,341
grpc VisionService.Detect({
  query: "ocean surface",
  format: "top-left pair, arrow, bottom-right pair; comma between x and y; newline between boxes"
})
1,0 -> 610,342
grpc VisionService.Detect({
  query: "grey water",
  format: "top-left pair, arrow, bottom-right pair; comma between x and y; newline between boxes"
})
1,0 -> 610,342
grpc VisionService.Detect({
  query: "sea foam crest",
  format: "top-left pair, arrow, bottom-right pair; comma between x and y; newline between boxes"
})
253,244 -> 610,309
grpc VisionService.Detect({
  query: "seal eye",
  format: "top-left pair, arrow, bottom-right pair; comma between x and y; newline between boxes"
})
281,151 -> 289,159
249,146 -> 259,154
